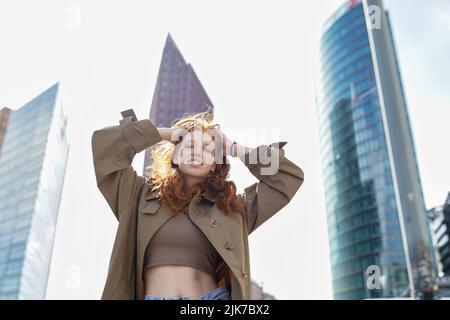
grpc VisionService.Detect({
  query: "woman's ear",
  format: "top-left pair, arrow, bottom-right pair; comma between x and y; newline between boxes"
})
171,159 -> 178,168
171,148 -> 179,167
171,142 -> 182,166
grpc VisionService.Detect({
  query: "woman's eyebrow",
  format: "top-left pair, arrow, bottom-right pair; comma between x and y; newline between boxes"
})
184,141 -> 213,150
185,136 -> 214,145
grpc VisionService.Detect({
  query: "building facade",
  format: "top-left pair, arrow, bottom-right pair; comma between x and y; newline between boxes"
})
0,83 -> 69,299
317,0 -> 435,299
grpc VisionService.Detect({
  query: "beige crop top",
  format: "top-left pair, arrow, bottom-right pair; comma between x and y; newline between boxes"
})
143,210 -> 224,277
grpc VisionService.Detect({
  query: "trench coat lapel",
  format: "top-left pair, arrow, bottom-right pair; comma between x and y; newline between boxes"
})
187,193 -> 246,296
136,191 -> 172,299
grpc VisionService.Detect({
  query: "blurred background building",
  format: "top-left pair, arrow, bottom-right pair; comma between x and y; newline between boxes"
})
427,192 -> 450,298
143,33 -> 215,171
251,280 -> 276,300
316,0 -> 436,299
0,83 -> 69,299
0,107 -> 12,151
428,192 -> 450,277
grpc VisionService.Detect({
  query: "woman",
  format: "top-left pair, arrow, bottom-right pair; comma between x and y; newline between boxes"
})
91,107 -> 304,300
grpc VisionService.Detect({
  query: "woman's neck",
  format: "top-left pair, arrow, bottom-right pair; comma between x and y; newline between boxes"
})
182,175 -> 205,192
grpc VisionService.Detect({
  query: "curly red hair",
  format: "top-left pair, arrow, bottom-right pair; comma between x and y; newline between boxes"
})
144,106 -> 245,216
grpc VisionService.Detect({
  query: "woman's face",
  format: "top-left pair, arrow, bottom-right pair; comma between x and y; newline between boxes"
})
172,130 -> 217,178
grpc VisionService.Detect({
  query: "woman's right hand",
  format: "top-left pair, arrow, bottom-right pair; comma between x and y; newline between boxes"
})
157,127 -> 186,144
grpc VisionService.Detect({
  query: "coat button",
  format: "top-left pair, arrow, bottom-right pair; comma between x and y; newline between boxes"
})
224,242 -> 234,250
210,219 -> 220,228
197,210 -> 207,216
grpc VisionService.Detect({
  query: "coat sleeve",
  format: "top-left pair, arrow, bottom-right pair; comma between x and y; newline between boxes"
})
91,114 -> 162,221
237,141 -> 304,235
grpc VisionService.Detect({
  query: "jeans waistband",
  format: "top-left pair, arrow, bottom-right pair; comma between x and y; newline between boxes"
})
144,285 -> 230,300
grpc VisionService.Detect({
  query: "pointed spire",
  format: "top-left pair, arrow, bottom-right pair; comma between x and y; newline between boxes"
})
144,33 -> 215,169
162,32 -> 186,65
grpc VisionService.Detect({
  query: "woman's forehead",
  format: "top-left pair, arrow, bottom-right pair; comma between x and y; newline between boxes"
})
182,130 -> 216,144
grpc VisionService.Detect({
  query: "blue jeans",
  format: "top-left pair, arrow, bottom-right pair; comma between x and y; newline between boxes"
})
144,285 -> 230,300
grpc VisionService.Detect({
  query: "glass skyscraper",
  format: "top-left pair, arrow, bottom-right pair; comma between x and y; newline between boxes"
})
0,83 -> 69,299
317,0 -> 435,299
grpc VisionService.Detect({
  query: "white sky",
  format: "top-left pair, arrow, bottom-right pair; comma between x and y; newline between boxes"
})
0,0 -> 449,299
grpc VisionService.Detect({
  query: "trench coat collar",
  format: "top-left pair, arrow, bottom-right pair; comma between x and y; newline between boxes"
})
199,191 -> 216,203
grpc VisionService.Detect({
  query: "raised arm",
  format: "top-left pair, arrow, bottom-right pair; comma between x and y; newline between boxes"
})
91,111 -> 163,221
234,141 -> 305,235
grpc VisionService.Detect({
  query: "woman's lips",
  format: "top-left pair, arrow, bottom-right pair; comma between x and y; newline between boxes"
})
188,157 -> 203,167
190,163 -> 202,168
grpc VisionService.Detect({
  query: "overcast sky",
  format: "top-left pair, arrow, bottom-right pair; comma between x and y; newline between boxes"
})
0,0 -> 449,299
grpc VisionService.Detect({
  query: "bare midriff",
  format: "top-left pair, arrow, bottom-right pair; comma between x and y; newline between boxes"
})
142,209 -> 224,298
143,265 -> 219,298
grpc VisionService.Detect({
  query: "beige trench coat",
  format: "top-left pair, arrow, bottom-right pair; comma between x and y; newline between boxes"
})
91,111 -> 304,300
